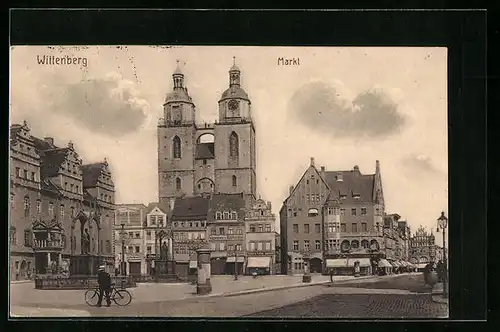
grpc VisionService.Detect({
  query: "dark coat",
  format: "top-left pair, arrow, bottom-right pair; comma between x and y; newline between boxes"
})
97,270 -> 112,289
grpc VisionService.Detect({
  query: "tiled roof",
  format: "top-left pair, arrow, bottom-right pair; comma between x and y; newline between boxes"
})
81,163 -> 105,188
40,148 -> 69,177
32,136 -> 57,151
324,170 -> 375,203
195,143 -> 215,159
171,196 -> 210,221
41,179 -> 61,196
208,193 -> 246,221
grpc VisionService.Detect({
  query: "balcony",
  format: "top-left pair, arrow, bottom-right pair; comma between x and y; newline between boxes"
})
32,239 -> 64,250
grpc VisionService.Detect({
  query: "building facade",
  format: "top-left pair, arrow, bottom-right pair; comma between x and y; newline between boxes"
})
409,226 -> 437,267
280,157 -> 409,276
157,60 -> 257,213
143,202 -> 169,274
114,204 -> 148,275
170,196 -> 209,279
244,198 -> 276,275
207,193 -> 246,275
10,121 -> 115,280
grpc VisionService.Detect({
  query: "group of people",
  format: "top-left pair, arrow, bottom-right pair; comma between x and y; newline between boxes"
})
424,259 -> 447,283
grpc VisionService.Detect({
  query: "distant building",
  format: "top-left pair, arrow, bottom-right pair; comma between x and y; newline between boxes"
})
409,226 -> 437,268
10,121 -> 115,280
143,202 -> 170,274
244,198 -> 276,275
397,220 -> 411,261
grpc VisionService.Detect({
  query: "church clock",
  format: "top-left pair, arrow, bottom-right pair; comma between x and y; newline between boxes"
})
228,99 -> 239,117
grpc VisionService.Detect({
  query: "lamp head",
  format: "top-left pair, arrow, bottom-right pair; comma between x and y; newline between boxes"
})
437,211 -> 448,229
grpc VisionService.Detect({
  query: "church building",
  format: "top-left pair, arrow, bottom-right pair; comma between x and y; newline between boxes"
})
157,58 -> 257,213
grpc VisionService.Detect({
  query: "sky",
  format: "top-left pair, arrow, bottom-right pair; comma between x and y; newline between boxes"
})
9,46 -> 448,245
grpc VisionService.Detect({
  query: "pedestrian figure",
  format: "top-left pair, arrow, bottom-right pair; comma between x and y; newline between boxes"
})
436,260 -> 444,282
97,265 -> 111,307
329,268 -> 334,282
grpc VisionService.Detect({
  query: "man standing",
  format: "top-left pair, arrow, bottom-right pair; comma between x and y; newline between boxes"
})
97,265 -> 111,307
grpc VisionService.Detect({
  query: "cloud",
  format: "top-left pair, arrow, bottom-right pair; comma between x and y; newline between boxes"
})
402,154 -> 444,176
287,81 -> 407,138
38,72 -> 150,137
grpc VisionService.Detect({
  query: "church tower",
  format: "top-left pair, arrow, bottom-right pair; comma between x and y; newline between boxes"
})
214,58 -> 257,208
158,61 -> 197,211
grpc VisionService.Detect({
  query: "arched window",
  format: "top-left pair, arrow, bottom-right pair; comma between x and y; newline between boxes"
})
229,132 -> 239,158
223,211 -> 230,220
36,199 -> 41,214
215,212 -> 222,220
173,136 -> 181,159
308,208 -> 319,217
341,240 -> 350,252
175,177 -> 182,191
351,240 -> 360,250
231,211 -> 238,220
232,175 -> 237,187
370,239 -> 379,250
361,240 -> 369,249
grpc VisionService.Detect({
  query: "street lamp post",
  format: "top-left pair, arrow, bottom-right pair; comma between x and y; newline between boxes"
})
120,222 -> 126,289
234,250 -> 239,280
436,211 -> 448,298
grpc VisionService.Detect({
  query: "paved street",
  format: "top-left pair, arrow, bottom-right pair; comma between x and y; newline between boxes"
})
10,273 -> 445,318
247,274 -> 448,318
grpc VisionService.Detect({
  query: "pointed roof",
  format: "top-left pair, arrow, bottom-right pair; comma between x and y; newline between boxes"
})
145,201 -> 170,215
230,56 -> 240,72
173,60 -> 183,75
324,170 -> 375,203
32,136 -> 58,151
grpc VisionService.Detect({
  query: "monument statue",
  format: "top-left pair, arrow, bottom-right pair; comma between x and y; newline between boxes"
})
161,241 -> 168,259
81,228 -> 90,254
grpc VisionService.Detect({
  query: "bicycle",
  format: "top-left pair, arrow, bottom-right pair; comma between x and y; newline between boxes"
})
85,283 -> 132,306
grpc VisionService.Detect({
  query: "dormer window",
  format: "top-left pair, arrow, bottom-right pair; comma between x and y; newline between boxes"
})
215,212 -> 222,220
223,211 -> 230,220
353,193 -> 360,199
231,211 -> 238,220
308,208 -> 319,217
340,194 -> 347,200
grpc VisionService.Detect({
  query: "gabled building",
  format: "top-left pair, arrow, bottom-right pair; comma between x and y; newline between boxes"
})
10,121 -> 115,280
143,201 -> 169,274
280,157 -> 386,275
207,193 -> 246,275
171,196 -> 210,278
409,225 -> 437,269
244,198 -> 276,275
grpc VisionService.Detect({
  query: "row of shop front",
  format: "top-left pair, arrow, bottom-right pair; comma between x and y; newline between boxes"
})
325,257 -> 418,276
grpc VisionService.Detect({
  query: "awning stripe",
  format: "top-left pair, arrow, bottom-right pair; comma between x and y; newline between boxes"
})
378,259 -> 392,268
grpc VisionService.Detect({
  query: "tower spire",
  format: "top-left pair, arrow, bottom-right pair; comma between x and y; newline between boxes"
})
173,60 -> 184,88
229,56 -> 241,87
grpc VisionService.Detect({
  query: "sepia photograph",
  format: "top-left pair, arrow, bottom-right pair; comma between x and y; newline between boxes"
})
9,45 -> 449,318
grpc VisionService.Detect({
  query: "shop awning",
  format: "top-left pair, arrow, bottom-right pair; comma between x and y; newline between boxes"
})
189,261 -> 198,269
378,259 -> 392,268
326,259 -> 348,268
247,256 -> 271,268
390,261 -> 401,267
416,263 -> 427,269
350,258 -> 372,267
399,261 -> 408,267
226,256 -> 245,263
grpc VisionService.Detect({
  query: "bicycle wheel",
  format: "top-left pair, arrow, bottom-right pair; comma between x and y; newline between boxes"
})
113,289 -> 132,306
85,289 -> 99,306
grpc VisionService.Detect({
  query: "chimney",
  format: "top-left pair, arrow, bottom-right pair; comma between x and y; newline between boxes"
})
353,165 -> 359,172
67,141 -> 74,149
336,172 -> 343,182
320,166 -> 325,178
289,185 -> 294,195
310,157 -> 315,167
44,137 -> 54,146
376,160 -> 380,173
267,201 -> 272,210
